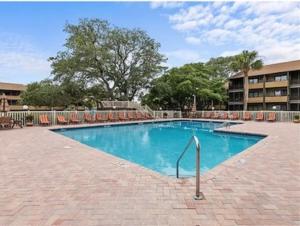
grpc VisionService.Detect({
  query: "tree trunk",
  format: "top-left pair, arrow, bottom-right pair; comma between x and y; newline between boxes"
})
243,71 -> 249,111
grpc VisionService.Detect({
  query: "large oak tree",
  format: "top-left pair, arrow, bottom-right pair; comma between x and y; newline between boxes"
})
49,19 -> 166,101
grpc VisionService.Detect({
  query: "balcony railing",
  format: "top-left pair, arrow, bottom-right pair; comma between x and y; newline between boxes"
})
265,96 -> 288,103
290,96 -> 300,100
290,79 -> 300,85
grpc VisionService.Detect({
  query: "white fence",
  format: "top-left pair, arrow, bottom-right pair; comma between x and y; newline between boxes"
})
1,110 -> 181,126
191,111 -> 300,122
153,110 -> 182,119
1,110 -> 299,126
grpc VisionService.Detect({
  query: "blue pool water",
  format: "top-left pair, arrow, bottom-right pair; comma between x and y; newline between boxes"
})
55,121 -> 264,176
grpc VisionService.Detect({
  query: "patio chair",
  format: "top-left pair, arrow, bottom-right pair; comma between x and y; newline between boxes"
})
70,113 -> 80,124
39,115 -> 50,126
84,113 -> 95,123
267,112 -> 276,122
0,116 -> 13,129
230,112 -> 239,120
108,112 -> 118,122
243,112 -> 252,121
255,112 -> 264,121
220,112 -> 228,120
145,113 -> 154,120
95,113 -> 105,122
136,112 -> 145,120
118,112 -> 127,121
212,112 -> 220,119
127,112 -> 135,121
204,112 -> 211,119
57,115 -> 68,125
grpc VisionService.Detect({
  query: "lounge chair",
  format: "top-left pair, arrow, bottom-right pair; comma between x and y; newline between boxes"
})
108,112 -> 118,122
145,113 -> 154,120
243,112 -> 252,121
220,112 -> 228,120
0,116 -> 13,129
118,112 -> 127,121
267,112 -> 276,122
212,112 -> 220,119
95,113 -> 105,122
127,112 -> 135,121
203,112 -> 211,119
136,112 -> 145,120
70,113 -> 80,124
39,115 -> 50,126
255,112 -> 264,121
57,115 -> 68,125
84,113 -> 95,123
230,112 -> 239,120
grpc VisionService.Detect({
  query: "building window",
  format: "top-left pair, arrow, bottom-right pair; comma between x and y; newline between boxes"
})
249,89 -> 263,97
266,104 -> 287,111
249,78 -> 259,84
266,88 -> 287,97
275,75 -> 287,81
248,104 -> 263,111
267,72 -> 287,82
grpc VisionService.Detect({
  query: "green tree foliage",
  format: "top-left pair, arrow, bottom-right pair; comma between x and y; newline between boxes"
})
21,79 -> 106,109
49,19 -> 166,101
206,56 -> 236,78
21,80 -> 67,108
142,63 -> 228,110
230,50 -> 263,110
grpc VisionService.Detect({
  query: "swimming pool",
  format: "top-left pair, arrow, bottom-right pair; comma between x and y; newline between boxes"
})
55,121 -> 264,176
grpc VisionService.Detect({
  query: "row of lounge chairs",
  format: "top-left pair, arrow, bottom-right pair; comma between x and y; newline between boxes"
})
195,112 -> 276,122
39,112 -> 154,126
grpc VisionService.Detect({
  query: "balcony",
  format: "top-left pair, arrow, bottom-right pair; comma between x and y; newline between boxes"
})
265,96 -> 288,103
5,95 -> 21,100
228,99 -> 243,105
290,80 -> 300,88
265,80 -> 288,88
228,86 -> 243,93
248,97 -> 263,103
290,96 -> 300,104
248,83 -> 263,89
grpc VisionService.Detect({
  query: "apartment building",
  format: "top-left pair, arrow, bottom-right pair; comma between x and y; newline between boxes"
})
228,60 -> 300,111
0,82 -> 26,110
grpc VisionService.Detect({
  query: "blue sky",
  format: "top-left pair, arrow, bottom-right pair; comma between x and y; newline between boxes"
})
0,1 -> 299,84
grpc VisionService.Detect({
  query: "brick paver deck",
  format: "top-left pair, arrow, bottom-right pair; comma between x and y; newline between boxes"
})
0,120 -> 299,226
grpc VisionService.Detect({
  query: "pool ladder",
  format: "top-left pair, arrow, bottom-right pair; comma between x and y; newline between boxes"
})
219,121 -> 231,129
176,135 -> 204,200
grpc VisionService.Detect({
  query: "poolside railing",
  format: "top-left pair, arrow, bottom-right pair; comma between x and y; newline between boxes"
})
192,110 -> 300,122
1,110 -> 299,126
2,110 -> 182,126
153,110 -> 182,119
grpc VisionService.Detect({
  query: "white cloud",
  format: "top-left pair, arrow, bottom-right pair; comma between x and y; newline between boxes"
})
167,2 -> 300,63
0,33 -> 51,83
164,49 -> 203,67
150,1 -> 184,9
185,36 -> 201,45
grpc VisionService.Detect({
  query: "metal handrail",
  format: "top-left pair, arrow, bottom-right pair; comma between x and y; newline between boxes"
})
218,121 -> 231,129
176,135 -> 204,200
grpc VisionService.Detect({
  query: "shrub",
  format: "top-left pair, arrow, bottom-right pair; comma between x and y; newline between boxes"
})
25,114 -> 34,121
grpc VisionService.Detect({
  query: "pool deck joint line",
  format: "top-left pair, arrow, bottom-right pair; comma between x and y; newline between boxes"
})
0,119 -> 299,226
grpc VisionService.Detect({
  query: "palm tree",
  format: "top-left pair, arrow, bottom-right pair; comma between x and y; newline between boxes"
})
231,50 -> 263,111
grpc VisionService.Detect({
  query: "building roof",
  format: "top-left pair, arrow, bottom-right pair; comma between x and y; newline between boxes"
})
0,82 -> 26,91
230,59 -> 300,79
